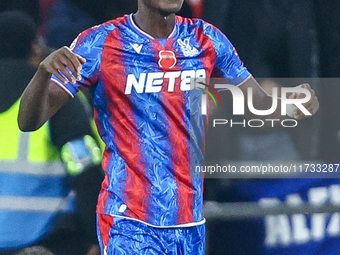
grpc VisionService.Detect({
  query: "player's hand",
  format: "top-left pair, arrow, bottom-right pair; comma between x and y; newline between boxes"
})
39,46 -> 86,85
291,83 -> 319,120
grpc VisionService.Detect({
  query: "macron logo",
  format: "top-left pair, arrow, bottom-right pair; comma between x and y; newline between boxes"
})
130,43 -> 143,54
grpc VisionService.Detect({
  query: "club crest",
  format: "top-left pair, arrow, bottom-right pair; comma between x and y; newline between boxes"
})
177,37 -> 199,57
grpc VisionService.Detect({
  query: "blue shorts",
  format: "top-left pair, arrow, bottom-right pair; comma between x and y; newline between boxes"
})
97,214 -> 206,255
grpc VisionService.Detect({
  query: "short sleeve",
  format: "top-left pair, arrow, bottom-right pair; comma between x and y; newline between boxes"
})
206,24 -> 251,85
51,26 -> 106,97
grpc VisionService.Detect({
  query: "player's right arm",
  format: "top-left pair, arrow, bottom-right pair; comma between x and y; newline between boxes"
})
18,46 -> 86,131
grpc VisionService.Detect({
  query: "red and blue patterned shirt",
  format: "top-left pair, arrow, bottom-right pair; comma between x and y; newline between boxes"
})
52,14 -> 251,227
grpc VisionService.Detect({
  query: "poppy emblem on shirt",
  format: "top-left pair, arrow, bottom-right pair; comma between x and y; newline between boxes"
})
158,50 -> 177,70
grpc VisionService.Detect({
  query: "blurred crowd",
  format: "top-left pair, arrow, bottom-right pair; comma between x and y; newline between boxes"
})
0,0 -> 340,254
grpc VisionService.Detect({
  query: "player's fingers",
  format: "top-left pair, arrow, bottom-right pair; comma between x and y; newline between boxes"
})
77,54 -> 87,64
300,83 -> 311,90
57,53 -> 79,80
302,86 -> 316,110
51,70 -> 68,85
294,88 -> 319,119
312,98 -> 320,115
61,48 -> 83,80
287,93 -> 297,99
42,58 -> 68,84
306,92 -> 319,115
291,83 -> 311,101
62,48 -> 82,71
54,63 -> 77,84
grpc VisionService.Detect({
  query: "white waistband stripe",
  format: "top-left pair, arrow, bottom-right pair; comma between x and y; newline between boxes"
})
109,214 -> 206,229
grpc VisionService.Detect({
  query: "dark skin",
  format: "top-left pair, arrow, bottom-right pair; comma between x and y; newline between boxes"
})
18,0 -> 319,131
134,0 -> 184,38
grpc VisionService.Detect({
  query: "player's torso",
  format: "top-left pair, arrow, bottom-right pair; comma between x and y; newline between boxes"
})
92,15 -> 212,226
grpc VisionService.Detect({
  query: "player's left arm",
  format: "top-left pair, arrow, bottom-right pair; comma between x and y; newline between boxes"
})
238,76 -> 319,120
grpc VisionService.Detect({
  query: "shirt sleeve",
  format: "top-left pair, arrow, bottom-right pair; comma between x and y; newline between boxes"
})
207,24 -> 251,85
50,26 -> 105,97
